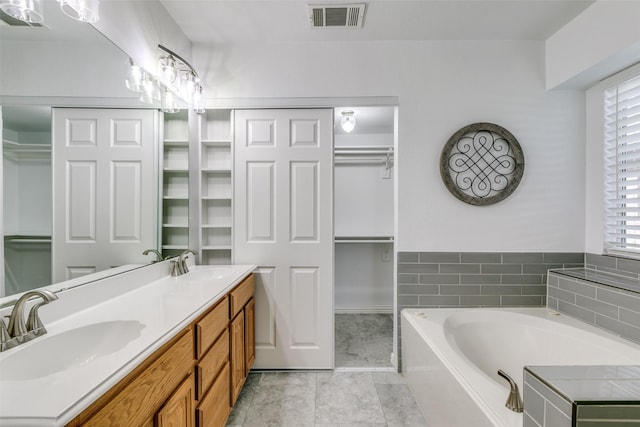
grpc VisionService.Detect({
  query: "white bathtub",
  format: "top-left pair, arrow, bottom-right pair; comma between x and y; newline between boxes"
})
401,307 -> 640,427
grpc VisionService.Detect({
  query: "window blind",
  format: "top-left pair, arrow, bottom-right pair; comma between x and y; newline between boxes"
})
604,74 -> 640,254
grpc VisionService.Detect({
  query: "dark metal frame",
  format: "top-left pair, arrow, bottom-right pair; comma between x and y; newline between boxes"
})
440,122 -> 524,206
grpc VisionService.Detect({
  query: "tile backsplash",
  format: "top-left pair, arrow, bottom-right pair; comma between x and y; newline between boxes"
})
397,252 -> 583,309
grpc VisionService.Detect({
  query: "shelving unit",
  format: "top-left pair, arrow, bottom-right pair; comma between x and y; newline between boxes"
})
198,109 -> 233,265
161,111 -> 190,258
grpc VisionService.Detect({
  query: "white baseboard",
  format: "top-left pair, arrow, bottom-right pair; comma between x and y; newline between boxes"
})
334,307 -> 394,314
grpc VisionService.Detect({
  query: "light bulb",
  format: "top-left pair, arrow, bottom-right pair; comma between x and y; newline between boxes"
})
1,0 -> 44,24
192,85 -> 205,114
158,55 -> 178,89
139,75 -> 160,104
125,59 -> 144,92
340,110 -> 356,133
181,72 -> 198,97
59,0 -> 99,23
161,89 -> 181,114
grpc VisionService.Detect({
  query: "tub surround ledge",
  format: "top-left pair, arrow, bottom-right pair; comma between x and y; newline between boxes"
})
548,268 -> 640,344
524,366 -> 640,427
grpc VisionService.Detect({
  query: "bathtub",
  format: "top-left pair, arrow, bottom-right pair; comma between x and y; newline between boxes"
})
401,307 -> 640,427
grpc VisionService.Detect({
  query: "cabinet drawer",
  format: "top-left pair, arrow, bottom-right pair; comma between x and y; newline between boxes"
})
195,296 -> 229,359
196,362 -> 231,427
196,328 -> 229,401
82,331 -> 194,426
230,274 -> 254,318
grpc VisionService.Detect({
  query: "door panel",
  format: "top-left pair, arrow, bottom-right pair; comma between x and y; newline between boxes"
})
52,108 -> 157,282
234,109 -> 333,369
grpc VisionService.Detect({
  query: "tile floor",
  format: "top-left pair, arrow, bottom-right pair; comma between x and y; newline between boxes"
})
226,371 -> 427,426
335,313 -> 393,368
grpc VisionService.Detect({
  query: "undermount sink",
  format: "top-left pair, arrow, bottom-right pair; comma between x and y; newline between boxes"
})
0,320 -> 145,381
178,267 -> 236,283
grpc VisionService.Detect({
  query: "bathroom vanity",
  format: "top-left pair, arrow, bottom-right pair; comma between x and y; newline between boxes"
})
0,262 -> 255,427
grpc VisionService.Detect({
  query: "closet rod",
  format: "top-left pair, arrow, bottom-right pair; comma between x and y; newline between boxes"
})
334,149 -> 394,155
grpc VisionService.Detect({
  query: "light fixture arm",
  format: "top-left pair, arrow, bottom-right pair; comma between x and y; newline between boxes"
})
158,44 -> 199,80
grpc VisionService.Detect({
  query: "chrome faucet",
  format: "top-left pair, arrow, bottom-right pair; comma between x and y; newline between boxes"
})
497,369 -> 524,413
1,290 -> 58,352
171,249 -> 198,276
143,248 -> 163,263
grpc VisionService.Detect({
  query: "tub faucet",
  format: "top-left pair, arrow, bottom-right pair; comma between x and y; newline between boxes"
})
1,290 -> 58,352
497,369 -> 523,413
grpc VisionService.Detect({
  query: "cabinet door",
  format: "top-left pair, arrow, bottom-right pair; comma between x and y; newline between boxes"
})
196,362 -> 231,427
155,375 -> 194,427
244,298 -> 255,375
230,311 -> 245,405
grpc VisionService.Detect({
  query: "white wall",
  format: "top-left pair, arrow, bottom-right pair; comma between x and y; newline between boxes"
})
546,0 -> 640,90
195,40 -> 586,252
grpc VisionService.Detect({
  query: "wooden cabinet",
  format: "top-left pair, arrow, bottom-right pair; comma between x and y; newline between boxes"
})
68,331 -> 194,427
156,376 -> 195,427
66,273 -> 255,427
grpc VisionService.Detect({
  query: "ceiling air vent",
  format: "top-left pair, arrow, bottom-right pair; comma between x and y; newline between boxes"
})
308,3 -> 366,28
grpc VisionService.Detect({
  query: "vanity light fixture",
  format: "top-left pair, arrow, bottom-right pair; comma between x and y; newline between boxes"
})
124,46 -> 205,114
0,0 -> 44,24
340,110 -> 356,133
58,0 -> 99,23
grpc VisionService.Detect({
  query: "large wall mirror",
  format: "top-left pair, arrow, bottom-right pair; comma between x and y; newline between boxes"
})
0,1 -> 168,298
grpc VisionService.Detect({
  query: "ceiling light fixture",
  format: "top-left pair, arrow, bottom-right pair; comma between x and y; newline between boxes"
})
0,0 -> 44,24
58,0 -> 99,23
340,110 -> 356,133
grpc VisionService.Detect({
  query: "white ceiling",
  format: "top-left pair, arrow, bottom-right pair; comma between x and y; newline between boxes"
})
161,0 -> 595,45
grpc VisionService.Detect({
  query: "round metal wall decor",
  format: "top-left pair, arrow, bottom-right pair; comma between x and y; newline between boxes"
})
440,122 -> 524,206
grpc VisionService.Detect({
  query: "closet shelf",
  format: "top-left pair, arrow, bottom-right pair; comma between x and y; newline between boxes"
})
334,236 -> 394,243
163,139 -> 189,146
202,245 -> 232,251
4,235 -> 51,244
162,244 -> 188,250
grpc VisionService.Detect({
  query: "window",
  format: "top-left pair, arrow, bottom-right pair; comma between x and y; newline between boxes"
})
604,73 -> 640,255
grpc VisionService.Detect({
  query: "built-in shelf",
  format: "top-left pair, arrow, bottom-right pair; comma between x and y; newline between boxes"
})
197,109 -> 233,265
162,111 -> 190,259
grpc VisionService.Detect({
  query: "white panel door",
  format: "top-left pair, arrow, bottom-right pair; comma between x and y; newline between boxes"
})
234,109 -> 333,369
52,108 -> 157,282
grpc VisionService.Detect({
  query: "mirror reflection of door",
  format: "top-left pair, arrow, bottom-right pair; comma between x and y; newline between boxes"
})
51,108 -> 158,283
2,106 -> 53,297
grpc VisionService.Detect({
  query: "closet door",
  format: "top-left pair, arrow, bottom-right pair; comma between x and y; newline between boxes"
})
52,108 -> 158,282
234,109 -> 333,369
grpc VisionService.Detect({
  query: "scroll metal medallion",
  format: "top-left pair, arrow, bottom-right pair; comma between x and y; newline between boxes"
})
440,122 -> 524,206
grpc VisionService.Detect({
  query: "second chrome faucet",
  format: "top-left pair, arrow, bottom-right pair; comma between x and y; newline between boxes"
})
171,250 -> 198,276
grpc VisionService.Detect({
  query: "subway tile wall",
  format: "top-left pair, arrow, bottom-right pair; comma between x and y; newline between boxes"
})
586,252 -> 640,278
548,272 -> 640,344
396,252 -> 583,369
397,252 -> 583,309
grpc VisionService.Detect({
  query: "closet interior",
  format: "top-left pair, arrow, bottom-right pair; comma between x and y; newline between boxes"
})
2,106 -> 52,296
333,106 -> 396,369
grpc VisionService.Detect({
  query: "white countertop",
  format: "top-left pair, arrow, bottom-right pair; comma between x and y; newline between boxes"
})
0,263 -> 255,426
